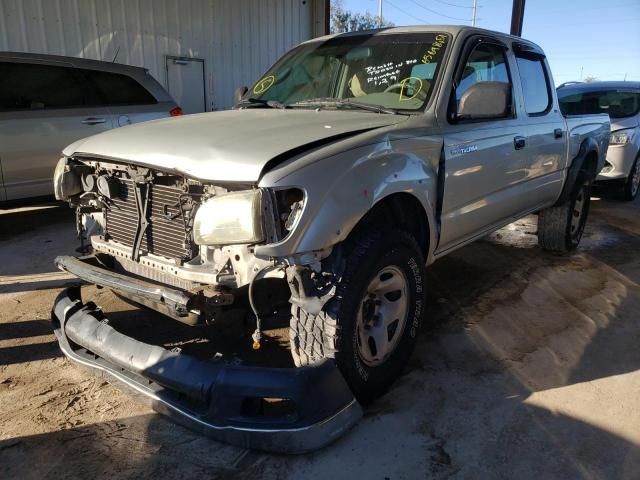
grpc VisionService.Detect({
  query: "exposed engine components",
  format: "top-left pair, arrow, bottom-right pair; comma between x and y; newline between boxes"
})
285,200 -> 304,231
81,173 -> 97,193
287,265 -> 337,316
274,188 -> 305,236
97,175 -> 121,199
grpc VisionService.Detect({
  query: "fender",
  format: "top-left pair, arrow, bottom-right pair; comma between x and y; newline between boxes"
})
255,135 -> 442,261
555,137 -> 600,206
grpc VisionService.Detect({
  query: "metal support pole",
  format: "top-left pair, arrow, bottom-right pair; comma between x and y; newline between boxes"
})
325,0 -> 330,35
471,0 -> 477,27
510,0 -> 526,37
378,0 -> 383,27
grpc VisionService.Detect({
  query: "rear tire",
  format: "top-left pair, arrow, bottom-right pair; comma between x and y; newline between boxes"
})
622,156 -> 640,201
538,174 -> 592,253
289,229 -> 426,403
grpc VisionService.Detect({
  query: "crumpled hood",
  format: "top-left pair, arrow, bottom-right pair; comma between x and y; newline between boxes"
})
610,115 -> 639,132
64,109 -> 407,182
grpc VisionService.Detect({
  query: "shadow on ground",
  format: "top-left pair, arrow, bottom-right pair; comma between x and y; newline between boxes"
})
0,201 -> 72,241
1,195 -> 639,479
0,203 -> 77,279
0,402 -> 637,480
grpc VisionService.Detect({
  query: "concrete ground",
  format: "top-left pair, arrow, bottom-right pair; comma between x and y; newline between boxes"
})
0,191 -> 639,480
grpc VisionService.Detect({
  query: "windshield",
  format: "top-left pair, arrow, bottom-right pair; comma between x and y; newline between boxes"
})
246,33 -> 449,112
557,87 -> 640,118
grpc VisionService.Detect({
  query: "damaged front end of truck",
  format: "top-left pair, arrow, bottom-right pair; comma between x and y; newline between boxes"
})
50,155 -> 362,453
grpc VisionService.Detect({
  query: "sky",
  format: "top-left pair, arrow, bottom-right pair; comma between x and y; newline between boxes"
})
339,0 -> 640,85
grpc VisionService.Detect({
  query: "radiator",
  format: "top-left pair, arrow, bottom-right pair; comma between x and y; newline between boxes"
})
105,178 -> 197,262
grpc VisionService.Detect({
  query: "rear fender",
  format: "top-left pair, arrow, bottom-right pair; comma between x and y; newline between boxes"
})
555,137 -> 600,206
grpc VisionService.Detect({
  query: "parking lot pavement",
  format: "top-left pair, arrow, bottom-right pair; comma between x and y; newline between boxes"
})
1,193 -> 639,480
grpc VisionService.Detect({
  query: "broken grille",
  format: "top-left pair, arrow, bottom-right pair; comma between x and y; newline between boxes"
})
104,178 -> 197,261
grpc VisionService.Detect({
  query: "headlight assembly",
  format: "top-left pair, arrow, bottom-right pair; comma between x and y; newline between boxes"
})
53,157 -> 84,201
193,190 -> 265,245
609,128 -> 635,145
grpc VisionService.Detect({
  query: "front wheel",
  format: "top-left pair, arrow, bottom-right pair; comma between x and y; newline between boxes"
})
622,156 -> 640,201
289,230 -> 426,403
538,174 -> 592,253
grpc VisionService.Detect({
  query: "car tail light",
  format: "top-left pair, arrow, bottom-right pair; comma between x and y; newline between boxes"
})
169,106 -> 183,117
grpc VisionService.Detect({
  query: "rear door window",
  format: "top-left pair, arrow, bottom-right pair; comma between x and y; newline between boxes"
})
515,55 -> 551,115
0,61 -> 96,111
83,70 -> 157,106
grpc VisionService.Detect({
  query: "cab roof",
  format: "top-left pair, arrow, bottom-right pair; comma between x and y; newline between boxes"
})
307,25 -> 542,52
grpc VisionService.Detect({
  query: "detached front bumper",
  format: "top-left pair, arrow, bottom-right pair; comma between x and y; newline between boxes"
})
51,259 -> 361,453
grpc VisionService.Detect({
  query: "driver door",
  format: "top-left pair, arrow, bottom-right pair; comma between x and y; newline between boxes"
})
438,39 -> 529,253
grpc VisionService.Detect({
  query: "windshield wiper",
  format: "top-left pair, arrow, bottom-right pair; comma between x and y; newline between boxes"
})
339,99 -> 399,115
292,97 -> 398,115
237,98 -> 288,110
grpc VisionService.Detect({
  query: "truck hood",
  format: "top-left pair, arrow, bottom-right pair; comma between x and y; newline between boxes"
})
610,115 -> 639,132
64,109 -> 407,182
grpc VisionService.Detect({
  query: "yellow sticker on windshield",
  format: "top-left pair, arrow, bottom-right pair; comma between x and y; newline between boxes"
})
398,77 -> 423,102
253,75 -> 275,95
421,34 -> 447,64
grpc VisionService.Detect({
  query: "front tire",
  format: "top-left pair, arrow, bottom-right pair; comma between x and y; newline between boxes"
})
622,156 -> 640,201
289,230 -> 426,403
538,174 -> 592,253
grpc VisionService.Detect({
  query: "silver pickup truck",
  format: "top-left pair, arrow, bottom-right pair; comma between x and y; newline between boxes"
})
51,26 -> 609,453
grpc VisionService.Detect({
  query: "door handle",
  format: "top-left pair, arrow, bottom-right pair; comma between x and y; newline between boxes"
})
81,117 -> 106,125
554,128 -> 564,139
514,136 -> 526,150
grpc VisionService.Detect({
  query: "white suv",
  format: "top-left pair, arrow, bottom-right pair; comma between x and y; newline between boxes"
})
0,52 -> 182,202
558,81 -> 640,200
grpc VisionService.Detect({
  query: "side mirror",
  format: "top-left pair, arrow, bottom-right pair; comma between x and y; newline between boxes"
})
457,82 -> 511,119
234,86 -> 248,108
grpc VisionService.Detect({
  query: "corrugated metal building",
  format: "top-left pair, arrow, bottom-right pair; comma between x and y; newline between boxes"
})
0,0 -> 328,111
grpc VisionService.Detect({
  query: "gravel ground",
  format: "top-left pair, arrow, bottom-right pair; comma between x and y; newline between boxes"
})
1,190 -> 639,480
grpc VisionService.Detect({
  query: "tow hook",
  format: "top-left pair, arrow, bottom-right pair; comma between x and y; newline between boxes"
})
188,285 -> 234,315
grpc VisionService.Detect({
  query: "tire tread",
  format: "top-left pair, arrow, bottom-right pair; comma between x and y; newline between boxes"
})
538,173 -> 591,253
289,229 -> 380,367
537,204 -> 570,253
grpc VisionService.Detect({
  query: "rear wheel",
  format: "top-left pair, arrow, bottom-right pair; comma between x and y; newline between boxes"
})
289,229 -> 426,403
538,174 -> 592,253
622,156 -> 640,201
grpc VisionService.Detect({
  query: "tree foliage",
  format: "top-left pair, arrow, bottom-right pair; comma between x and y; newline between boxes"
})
583,75 -> 598,83
330,0 -> 394,33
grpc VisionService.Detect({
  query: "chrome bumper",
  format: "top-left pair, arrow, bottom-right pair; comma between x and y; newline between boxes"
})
51,282 -> 361,453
